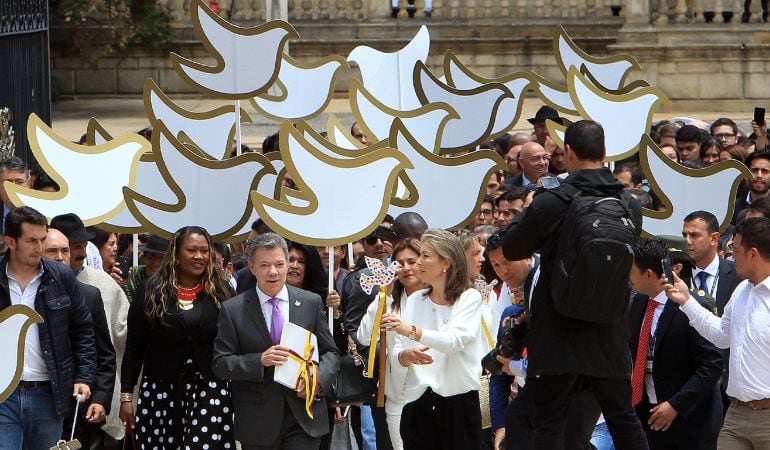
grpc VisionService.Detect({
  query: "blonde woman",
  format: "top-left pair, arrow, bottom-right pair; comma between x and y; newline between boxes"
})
382,229 -> 484,449
357,239 -> 423,450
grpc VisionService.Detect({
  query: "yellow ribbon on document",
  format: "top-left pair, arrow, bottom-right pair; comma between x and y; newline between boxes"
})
286,335 -> 319,418
365,286 -> 387,379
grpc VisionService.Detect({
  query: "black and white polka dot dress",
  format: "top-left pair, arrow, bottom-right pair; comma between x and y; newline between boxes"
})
135,366 -> 235,449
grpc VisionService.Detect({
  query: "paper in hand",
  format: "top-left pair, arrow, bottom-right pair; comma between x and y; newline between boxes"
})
273,322 -> 319,390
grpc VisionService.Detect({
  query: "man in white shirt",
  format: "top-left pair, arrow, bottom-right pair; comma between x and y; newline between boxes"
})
666,217 -> 770,449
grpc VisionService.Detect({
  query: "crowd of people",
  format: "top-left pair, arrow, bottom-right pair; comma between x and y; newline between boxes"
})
0,105 -> 769,450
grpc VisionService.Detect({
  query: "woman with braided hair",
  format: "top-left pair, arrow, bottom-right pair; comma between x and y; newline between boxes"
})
119,226 -> 236,449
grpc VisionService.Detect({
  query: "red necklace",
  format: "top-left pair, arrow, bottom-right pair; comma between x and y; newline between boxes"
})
176,283 -> 202,301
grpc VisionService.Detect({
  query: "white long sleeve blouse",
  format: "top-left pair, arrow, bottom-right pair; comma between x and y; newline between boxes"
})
391,288 -> 485,405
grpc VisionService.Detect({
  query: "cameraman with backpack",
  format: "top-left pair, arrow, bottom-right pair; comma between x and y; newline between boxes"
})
502,120 -> 648,450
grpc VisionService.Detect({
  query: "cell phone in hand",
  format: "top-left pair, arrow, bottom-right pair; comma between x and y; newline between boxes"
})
661,258 -> 674,284
755,107 -> 766,127
117,256 -> 131,279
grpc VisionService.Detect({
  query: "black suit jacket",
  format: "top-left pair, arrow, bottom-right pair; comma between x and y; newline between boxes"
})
212,285 -> 340,446
80,282 -> 116,412
715,258 -> 740,316
235,266 -> 256,295
629,295 -> 723,446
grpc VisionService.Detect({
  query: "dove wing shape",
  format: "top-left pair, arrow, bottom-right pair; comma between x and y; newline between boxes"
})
639,136 -> 751,236
124,122 -> 276,240
250,122 -> 412,246
387,119 -> 504,229
0,305 -> 43,403
443,51 -> 532,137
145,79 -> 250,160
554,26 -> 641,92
326,115 -> 366,151
559,67 -> 667,161
414,61 -> 511,153
6,115 -> 149,225
170,0 -> 297,98
252,54 -> 348,121
347,25 -> 430,110
350,79 -> 457,153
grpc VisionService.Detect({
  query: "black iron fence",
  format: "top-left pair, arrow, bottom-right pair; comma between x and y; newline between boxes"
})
0,0 -> 51,164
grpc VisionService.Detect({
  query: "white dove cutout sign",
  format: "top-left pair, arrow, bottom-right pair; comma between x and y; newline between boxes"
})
144,79 -> 251,160
252,54 -> 348,121
0,305 -> 43,403
170,0 -> 297,99
638,136 -> 751,236
414,61 -> 511,153
387,120 -> 504,229
123,123 -> 278,242
546,67 -> 668,162
348,25 -> 430,111
5,115 -> 150,226
442,51 -> 532,138
251,121 -> 412,246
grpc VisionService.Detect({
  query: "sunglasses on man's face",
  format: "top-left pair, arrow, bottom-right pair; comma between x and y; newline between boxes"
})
364,229 -> 398,245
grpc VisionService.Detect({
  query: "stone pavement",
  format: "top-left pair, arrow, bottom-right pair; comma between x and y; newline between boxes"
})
51,95 -> 761,150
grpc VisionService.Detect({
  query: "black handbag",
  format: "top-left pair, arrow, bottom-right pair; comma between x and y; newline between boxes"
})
326,335 -> 377,407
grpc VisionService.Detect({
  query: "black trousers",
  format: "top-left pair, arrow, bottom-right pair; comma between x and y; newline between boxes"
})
242,405 -> 321,450
529,374 -> 648,450
401,389 -> 481,450
505,382 -> 599,450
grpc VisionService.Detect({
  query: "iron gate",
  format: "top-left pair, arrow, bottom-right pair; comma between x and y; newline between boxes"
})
0,0 -> 51,164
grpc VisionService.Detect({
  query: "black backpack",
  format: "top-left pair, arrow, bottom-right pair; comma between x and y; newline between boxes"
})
548,183 -> 637,323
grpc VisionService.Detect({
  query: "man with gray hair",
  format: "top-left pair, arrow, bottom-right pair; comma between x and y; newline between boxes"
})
0,156 -> 28,235
213,232 -> 340,449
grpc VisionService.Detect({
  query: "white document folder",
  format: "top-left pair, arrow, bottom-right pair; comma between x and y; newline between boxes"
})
274,322 -> 319,389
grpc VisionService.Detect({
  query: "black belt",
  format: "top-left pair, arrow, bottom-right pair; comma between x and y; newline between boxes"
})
17,380 -> 50,388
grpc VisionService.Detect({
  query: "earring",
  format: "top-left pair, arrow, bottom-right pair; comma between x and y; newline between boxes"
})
443,268 -> 447,273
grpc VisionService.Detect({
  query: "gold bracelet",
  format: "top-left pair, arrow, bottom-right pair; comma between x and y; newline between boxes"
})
120,393 -> 133,403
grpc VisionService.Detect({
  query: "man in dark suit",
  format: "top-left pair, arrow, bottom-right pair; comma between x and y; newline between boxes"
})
43,228 -> 117,447
682,210 -> 741,315
213,233 -> 340,450
628,238 -> 724,449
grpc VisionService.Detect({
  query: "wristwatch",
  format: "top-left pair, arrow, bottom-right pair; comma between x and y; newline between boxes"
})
408,325 -> 417,340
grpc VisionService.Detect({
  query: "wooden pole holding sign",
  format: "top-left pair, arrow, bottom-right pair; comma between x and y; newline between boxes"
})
327,245 -> 334,331
377,286 -> 387,407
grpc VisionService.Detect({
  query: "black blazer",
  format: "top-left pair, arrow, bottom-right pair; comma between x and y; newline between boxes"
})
120,284 -> 224,392
715,258 -> 741,316
212,285 -> 340,447
80,282 -> 116,412
629,295 -> 723,446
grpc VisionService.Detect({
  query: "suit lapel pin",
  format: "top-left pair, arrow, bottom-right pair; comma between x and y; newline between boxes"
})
294,300 -> 301,307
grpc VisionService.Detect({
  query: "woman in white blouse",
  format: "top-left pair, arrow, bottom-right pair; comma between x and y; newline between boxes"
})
381,229 -> 485,449
357,238 -> 423,450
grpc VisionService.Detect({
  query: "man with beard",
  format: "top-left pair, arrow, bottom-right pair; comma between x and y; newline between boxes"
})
733,150 -> 770,224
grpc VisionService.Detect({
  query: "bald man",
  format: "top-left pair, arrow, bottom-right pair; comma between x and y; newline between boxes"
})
44,229 -> 117,447
505,142 -> 549,188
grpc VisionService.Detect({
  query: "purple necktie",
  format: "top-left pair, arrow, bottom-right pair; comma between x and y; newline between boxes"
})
269,297 -> 284,345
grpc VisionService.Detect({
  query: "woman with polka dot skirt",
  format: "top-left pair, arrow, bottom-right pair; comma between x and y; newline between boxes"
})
119,226 -> 236,449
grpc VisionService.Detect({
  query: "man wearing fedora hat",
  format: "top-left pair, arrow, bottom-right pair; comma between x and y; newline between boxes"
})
123,234 -> 169,303
527,105 -> 566,147
49,213 -> 131,443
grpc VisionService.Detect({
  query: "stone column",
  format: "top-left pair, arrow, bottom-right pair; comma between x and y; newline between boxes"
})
625,0 -> 652,24
265,0 -> 289,20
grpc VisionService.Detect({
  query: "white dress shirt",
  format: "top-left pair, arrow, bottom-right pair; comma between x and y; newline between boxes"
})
680,277 -> 770,402
644,291 -> 668,404
691,254 -> 720,297
257,285 -> 290,333
8,264 -> 47,381
391,288 -> 485,404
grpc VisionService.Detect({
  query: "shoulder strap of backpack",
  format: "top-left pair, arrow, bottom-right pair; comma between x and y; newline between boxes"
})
544,182 -> 580,203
